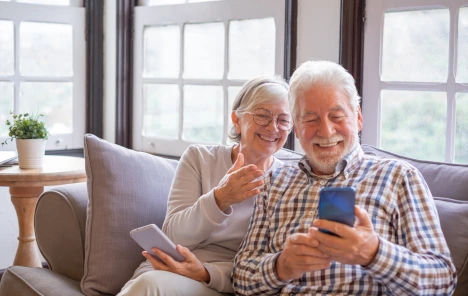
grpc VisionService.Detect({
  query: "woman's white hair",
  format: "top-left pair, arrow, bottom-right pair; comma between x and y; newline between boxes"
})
288,60 -> 361,121
228,76 -> 289,142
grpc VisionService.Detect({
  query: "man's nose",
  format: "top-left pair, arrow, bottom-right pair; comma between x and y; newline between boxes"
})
317,119 -> 335,137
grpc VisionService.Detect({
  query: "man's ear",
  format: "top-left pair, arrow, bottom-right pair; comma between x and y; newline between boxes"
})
231,111 -> 240,133
357,106 -> 363,132
294,124 -> 300,139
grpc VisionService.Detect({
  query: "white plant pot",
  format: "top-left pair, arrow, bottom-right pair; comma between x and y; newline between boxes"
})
16,139 -> 46,169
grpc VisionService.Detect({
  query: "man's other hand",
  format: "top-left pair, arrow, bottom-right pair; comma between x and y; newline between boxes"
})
275,233 -> 331,281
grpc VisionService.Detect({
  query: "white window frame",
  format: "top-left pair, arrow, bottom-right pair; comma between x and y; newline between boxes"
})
132,0 -> 286,156
362,0 -> 468,162
0,1 -> 86,151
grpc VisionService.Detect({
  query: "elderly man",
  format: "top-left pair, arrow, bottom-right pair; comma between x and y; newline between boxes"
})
232,60 -> 457,295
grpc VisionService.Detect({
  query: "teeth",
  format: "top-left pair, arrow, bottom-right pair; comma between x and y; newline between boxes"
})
258,134 -> 277,142
318,142 -> 338,147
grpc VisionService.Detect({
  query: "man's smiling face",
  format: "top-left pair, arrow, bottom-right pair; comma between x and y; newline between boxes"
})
294,84 -> 363,175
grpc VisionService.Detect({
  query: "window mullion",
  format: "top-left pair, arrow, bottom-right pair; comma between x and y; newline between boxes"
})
446,5 -> 458,162
179,22 -> 184,142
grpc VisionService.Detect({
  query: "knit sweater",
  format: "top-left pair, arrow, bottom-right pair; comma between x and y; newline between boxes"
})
162,144 -> 283,293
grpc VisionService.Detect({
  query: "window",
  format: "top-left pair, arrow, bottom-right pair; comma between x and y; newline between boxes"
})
132,0 -> 286,156
362,0 -> 468,164
0,0 -> 86,151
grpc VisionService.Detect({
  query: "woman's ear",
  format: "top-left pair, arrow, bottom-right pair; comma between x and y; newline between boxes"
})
231,111 -> 241,133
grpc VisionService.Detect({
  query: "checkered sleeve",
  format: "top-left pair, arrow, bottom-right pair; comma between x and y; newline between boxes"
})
364,167 -> 457,295
232,172 -> 290,296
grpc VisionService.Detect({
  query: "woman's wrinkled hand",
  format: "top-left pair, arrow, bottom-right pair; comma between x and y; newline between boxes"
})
213,153 -> 265,211
143,245 -> 210,283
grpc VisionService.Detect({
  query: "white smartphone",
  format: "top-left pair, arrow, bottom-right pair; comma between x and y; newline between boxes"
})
130,224 -> 185,262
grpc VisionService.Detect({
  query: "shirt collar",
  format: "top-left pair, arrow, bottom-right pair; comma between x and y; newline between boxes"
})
298,145 -> 364,180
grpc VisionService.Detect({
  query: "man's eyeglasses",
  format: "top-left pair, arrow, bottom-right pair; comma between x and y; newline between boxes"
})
245,108 -> 293,131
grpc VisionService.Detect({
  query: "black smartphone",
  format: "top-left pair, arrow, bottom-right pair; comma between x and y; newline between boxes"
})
318,187 -> 356,236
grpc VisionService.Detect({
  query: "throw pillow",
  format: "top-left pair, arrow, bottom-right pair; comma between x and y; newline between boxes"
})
81,134 -> 178,295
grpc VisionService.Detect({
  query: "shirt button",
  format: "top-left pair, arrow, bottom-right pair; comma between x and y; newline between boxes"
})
320,180 -> 326,185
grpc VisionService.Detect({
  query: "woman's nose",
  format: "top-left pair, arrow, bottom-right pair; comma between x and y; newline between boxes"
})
265,117 -> 280,132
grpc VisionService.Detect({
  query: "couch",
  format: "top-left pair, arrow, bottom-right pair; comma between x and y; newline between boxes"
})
0,135 -> 467,296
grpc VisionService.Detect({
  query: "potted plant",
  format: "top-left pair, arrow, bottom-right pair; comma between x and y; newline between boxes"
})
1,111 -> 50,169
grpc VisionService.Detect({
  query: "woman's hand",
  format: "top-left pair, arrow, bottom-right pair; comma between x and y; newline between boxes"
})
214,153 -> 265,211
143,245 -> 210,283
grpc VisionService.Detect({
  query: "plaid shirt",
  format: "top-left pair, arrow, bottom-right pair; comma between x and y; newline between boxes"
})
232,146 -> 457,295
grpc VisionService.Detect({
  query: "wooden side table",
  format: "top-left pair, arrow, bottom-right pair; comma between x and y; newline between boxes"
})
0,155 -> 86,267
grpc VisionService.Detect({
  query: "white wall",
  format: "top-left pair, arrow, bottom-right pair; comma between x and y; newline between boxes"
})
0,0 -> 341,269
0,187 -> 18,269
294,0 -> 341,153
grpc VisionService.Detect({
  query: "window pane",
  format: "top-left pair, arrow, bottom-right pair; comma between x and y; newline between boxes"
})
147,0 -> 185,5
143,84 -> 179,139
144,25 -> 180,78
0,82 -> 14,136
227,86 -> 242,144
17,0 -> 69,5
0,21 -> 14,76
228,86 -> 242,113
20,82 -> 73,134
147,0 -> 223,4
184,22 -> 224,79
183,85 -> 223,143
382,9 -> 449,82
380,90 -> 446,161
455,93 -> 468,164
228,18 -> 275,80
188,0 -> 223,2
20,22 -> 73,76
457,7 -> 468,83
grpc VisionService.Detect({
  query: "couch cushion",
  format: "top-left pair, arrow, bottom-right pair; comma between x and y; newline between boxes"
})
362,144 -> 468,295
362,144 -> 468,202
0,266 -> 83,296
434,197 -> 468,296
81,134 -> 178,296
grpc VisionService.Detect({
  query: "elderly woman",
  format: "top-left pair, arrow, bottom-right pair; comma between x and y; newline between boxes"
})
118,76 -> 292,296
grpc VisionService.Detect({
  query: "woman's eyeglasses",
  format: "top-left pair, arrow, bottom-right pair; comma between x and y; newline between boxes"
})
245,108 -> 293,131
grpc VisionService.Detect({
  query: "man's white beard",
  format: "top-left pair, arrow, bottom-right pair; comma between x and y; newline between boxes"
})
308,132 -> 359,175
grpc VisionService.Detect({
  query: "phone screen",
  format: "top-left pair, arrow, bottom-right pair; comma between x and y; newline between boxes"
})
318,187 -> 356,236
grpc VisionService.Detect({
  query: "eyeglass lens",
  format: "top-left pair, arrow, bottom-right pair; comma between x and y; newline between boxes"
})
253,108 -> 292,131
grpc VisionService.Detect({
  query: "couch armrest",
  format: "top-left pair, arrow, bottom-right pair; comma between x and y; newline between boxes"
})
35,182 -> 88,282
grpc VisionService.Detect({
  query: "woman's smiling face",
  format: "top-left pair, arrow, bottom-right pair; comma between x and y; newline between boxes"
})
233,100 -> 291,160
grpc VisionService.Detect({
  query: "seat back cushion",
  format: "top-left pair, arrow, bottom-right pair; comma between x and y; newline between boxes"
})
361,144 -> 468,202
434,197 -> 468,296
81,134 -> 178,296
362,144 -> 468,295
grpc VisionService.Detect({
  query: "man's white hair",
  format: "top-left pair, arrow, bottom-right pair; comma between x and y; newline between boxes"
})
288,60 -> 361,121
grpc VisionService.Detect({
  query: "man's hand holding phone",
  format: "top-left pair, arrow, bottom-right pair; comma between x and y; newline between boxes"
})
310,206 -> 380,267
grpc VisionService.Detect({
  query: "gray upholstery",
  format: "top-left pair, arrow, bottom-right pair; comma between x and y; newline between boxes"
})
0,266 -> 83,296
362,144 -> 468,296
0,143 -> 467,296
35,183 -> 89,282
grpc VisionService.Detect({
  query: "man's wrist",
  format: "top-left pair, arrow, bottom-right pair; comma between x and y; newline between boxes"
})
275,252 -> 290,281
362,235 -> 380,266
